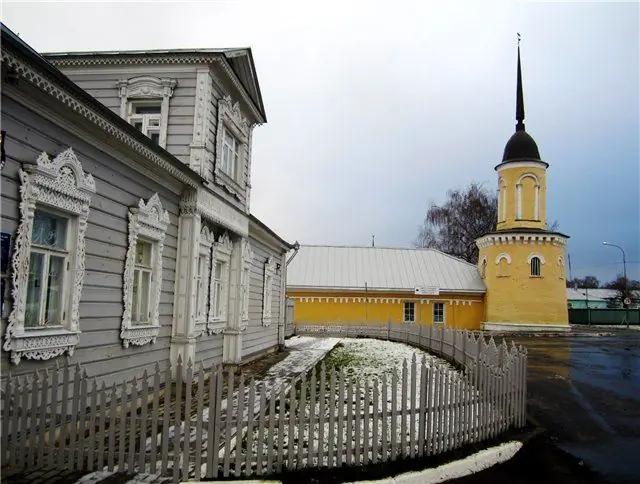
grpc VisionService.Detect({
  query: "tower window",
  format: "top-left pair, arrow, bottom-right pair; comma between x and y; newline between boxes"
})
481,259 -> 487,278
530,256 -> 541,276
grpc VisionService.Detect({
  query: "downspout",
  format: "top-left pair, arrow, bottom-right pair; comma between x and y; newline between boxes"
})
278,249 -> 288,349
286,241 -> 301,267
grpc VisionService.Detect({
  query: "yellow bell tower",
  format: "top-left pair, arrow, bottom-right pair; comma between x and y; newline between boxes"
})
476,37 -> 570,331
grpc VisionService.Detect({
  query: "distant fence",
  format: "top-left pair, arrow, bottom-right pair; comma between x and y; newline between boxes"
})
1,325 -> 526,481
569,308 -> 640,325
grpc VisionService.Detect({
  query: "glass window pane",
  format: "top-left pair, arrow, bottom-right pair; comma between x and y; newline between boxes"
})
132,269 -> 140,322
135,105 -> 161,114
134,122 -> 143,132
215,282 -> 223,317
135,240 -> 152,266
25,252 -> 44,327
150,132 -> 160,144
32,211 -> 67,249
44,255 -> 65,325
215,262 -> 222,279
140,271 -> 150,323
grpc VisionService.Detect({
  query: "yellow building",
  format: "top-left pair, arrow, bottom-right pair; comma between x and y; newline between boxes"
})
287,245 -> 486,330
476,41 -> 569,331
286,42 -> 569,332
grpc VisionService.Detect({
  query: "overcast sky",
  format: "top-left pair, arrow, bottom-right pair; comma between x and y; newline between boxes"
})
2,0 -> 638,283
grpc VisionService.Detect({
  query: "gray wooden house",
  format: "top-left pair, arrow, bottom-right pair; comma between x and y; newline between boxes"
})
0,23 -> 293,386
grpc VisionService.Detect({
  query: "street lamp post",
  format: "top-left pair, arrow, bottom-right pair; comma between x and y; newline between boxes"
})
603,241 -> 629,328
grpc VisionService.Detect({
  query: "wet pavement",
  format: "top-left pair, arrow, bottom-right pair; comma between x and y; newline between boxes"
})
512,327 -> 640,484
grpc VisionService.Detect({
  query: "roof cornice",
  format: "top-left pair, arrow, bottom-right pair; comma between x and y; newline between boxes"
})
44,52 -> 266,124
1,45 -> 203,188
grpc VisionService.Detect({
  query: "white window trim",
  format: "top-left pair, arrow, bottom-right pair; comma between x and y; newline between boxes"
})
239,238 -> 254,331
494,253 -> 512,265
121,194 -> 170,348
195,226 -> 216,337
499,178 -> 507,222
207,232 -> 232,335
262,256 -> 278,327
433,302 -> 446,324
214,95 -> 249,198
4,148 -> 96,365
528,252 -> 545,277
116,76 -> 177,148
403,301 -> 415,324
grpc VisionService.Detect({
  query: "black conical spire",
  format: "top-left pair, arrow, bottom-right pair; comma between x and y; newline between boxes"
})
515,33 -> 525,132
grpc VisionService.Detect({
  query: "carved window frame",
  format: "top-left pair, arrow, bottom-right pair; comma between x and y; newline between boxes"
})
262,256 -> 277,327
195,226 -> 215,337
239,238 -> 254,331
4,148 -> 96,365
214,95 -> 249,198
121,194 -> 170,348
207,232 -> 233,335
116,76 -> 177,149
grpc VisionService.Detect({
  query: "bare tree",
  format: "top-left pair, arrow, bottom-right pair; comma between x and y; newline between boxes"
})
567,275 -> 600,289
415,182 -> 560,264
414,183 -> 498,264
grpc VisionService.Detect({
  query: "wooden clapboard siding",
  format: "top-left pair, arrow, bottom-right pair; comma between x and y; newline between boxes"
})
242,235 -> 283,360
59,67 -> 198,165
195,334 -> 225,368
0,94 -> 181,387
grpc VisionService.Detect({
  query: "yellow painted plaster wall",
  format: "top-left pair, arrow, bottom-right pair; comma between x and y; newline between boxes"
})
287,290 -> 485,330
497,164 -> 547,231
478,242 -> 568,325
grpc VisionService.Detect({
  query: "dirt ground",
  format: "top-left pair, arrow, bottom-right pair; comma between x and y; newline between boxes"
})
452,326 -> 640,484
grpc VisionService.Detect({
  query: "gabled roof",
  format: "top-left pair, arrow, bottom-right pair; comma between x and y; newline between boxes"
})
287,245 -> 486,294
43,47 -> 266,123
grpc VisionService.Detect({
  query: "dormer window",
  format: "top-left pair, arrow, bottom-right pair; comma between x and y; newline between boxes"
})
117,76 -> 177,149
129,102 -> 162,144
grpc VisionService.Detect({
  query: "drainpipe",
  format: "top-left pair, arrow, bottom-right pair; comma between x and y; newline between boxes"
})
286,241 -> 301,267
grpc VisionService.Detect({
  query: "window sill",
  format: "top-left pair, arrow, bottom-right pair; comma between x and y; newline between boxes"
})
207,319 -> 226,336
121,324 -> 160,348
433,321 -> 445,325
6,327 -> 80,365
215,168 -> 245,201
403,321 -> 415,324
529,276 -> 543,279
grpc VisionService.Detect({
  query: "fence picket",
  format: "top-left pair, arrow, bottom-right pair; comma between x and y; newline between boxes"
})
78,371 -> 88,470
27,371 -> 39,468
173,358 -> 183,481
425,363 -> 433,456
390,369 -> 398,461
297,373 -> 307,470
309,367 -> 317,466
183,361 -> 193,479
160,363 -> 171,473
59,360 -> 70,468
9,378 -> 20,467
100,383 -> 110,470
139,371 -> 150,473
37,371 -> 49,466
355,378 -> 362,465
401,359 -> 408,457
87,379 -> 98,471
327,368 -> 336,468
266,389 -> 274,473
245,378 -> 255,475
235,374 -> 245,477
128,376 -> 138,471
276,384 -> 286,472
345,372 -> 353,465
150,363 -> 160,475
256,386 -> 266,476
205,365 -> 217,478
337,370 -> 345,467
223,368 -> 234,477
117,381 -> 127,471
363,378 -> 370,466
434,365 -> 442,455
317,363 -> 326,467
445,372 -> 452,452
68,365 -> 81,469
418,358 -> 426,457
18,376 -> 29,468
410,355 -> 417,458
381,374 -> 388,462
287,377 -> 296,470
211,365 -> 223,477
372,379 -> 379,464
194,366 -> 205,479
1,377 -> 11,466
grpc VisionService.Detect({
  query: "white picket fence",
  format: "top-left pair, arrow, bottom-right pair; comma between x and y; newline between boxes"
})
1,324 -> 526,481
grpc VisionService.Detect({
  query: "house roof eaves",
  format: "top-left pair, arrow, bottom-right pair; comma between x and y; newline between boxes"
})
1,22 -> 205,188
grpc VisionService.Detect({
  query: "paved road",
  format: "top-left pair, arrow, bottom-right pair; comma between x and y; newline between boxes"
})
514,328 -> 640,484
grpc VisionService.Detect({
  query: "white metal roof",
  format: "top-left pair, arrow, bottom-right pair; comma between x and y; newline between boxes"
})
286,245 -> 486,293
566,288 -> 618,301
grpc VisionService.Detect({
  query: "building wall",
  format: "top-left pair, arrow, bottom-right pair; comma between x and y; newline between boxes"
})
288,290 -> 485,330
479,242 -> 568,325
0,94 -> 183,386
58,66 -> 199,165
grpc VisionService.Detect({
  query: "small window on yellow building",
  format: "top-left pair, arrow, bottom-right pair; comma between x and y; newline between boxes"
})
433,302 -> 445,323
403,302 -> 415,323
530,256 -> 541,276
